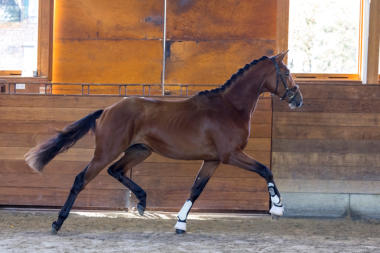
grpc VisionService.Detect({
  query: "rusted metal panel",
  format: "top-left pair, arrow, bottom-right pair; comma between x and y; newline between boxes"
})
167,0 -> 277,41
53,40 -> 163,84
53,0 -> 164,90
54,0 -> 163,40
164,40 -> 275,85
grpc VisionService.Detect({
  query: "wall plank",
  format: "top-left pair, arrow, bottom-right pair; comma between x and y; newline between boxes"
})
274,112 -> 380,127
0,187 -> 126,209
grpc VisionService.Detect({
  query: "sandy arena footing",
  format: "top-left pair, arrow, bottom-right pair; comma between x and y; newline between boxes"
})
0,208 -> 379,253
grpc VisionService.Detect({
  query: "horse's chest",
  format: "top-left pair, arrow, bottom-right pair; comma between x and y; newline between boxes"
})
234,119 -> 251,147
216,120 -> 250,149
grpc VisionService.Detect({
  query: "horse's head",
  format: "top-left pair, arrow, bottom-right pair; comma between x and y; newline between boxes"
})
263,51 -> 303,109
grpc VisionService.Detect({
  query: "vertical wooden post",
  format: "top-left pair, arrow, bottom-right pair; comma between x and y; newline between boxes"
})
276,0 -> 289,63
162,0 -> 167,95
37,0 -> 54,80
366,0 -> 379,84
274,0 -> 289,172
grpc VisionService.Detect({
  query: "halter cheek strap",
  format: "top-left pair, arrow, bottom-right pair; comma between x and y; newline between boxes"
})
270,58 -> 294,101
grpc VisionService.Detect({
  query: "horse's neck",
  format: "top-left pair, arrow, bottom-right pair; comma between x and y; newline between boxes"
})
223,67 -> 265,116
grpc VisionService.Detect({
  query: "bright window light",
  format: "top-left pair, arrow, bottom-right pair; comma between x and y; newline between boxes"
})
0,0 -> 39,76
288,0 -> 361,74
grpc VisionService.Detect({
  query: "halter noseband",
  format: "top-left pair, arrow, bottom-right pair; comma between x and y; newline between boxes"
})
270,57 -> 298,103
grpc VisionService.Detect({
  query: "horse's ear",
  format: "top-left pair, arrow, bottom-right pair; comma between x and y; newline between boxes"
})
275,50 -> 289,63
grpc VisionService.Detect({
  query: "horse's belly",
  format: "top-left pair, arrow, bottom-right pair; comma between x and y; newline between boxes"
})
139,133 -> 218,161
154,146 -> 218,161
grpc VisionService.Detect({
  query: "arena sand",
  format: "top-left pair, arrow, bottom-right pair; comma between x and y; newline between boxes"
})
0,209 -> 379,253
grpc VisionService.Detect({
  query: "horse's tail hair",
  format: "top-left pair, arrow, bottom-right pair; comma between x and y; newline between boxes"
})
25,109 -> 104,173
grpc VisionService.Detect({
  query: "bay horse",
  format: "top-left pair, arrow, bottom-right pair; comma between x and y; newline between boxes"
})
25,51 -> 303,234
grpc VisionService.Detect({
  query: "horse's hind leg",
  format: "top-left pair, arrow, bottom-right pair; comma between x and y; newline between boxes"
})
107,144 -> 152,215
51,157 -> 112,234
175,160 -> 220,234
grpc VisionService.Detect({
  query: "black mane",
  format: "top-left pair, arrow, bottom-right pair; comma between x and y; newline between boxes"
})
197,56 -> 268,96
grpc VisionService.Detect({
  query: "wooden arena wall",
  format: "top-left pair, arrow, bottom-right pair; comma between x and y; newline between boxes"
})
0,96 -> 126,209
0,94 -> 270,211
2,83 -> 380,212
272,82 -> 380,216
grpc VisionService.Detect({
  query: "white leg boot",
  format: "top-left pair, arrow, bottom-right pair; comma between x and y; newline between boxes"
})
268,183 -> 284,216
175,200 -> 192,234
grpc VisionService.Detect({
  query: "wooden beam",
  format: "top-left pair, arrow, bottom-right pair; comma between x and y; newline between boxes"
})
37,0 -> 54,80
366,0 -> 380,84
0,71 -> 21,76
276,0 -> 289,62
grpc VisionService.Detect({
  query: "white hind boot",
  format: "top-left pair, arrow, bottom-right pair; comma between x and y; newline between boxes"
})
268,183 -> 284,216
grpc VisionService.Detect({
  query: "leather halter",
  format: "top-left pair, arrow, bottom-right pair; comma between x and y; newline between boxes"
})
270,58 -> 298,103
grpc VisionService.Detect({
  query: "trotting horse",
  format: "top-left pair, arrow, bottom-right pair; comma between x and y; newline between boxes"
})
25,51 -> 303,234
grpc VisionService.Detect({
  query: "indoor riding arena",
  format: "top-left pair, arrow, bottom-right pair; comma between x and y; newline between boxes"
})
1,0 -> 379,252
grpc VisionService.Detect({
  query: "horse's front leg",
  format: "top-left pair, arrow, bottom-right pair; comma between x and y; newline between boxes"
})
175,160 -> 220,234
226,150 -> 284,217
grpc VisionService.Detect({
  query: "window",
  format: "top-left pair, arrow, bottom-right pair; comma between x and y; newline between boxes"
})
0,0 -> 53,80
288,0 -> 362,79
0,0 -> 38,76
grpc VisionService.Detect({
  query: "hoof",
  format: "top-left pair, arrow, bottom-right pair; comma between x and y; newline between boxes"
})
51,222 -> 59,235
269,204 -> 284,217
174,220 -> 186,233
175,229 -> 186,235
137,203 -> 145,216
271,214 -> 280,220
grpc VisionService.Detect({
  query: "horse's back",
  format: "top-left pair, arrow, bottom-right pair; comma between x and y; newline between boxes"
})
94,95 -> 246,161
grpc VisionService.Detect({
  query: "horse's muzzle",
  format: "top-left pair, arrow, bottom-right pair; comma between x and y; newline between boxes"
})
288,91 -> 303,109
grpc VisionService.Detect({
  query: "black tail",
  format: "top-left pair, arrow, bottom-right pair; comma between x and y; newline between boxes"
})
25,110 -> 103,173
